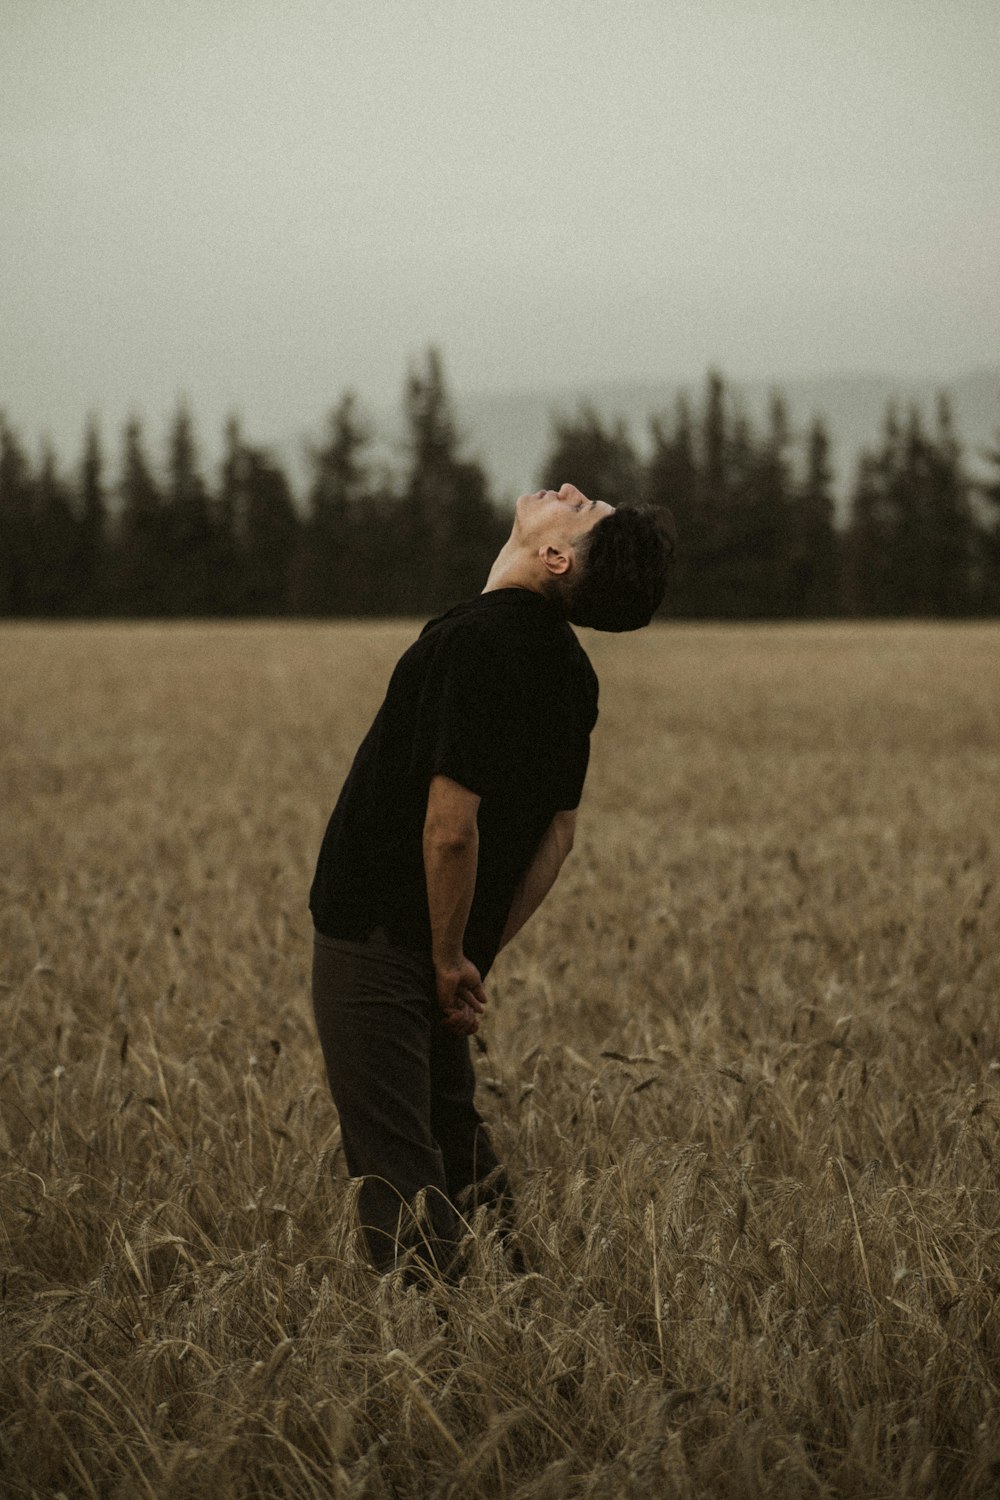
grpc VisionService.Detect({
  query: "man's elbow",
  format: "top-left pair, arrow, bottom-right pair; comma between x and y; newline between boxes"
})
424,775 -> 481,851
424,821 -> 477,853
554,810 -> 577,858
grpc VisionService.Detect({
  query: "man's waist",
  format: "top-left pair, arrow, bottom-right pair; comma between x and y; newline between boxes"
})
313,911 -> 427,954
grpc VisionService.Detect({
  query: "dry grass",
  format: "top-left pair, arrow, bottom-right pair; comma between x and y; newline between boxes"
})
2,618 -> 999,1499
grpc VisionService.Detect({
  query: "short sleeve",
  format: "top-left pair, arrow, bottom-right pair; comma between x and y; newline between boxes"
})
412,625 -> 527,798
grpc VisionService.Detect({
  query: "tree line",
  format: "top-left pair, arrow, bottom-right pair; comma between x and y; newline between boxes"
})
2,350 -> 999,620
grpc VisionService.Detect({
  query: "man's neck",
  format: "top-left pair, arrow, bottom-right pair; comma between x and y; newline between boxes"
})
481,542 -> 544,596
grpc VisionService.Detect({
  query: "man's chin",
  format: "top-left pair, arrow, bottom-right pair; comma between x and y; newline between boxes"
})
515,492 -> 547,527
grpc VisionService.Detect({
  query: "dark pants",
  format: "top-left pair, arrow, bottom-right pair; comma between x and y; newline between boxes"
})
311,926 -> 512,1277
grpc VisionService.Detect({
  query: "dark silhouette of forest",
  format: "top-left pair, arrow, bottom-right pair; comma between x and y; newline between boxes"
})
2,349 -> 999,620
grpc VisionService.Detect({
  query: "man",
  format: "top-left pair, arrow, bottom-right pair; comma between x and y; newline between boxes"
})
309,483 -> 673,1277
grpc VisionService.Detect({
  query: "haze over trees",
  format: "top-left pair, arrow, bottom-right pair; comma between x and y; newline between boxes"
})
2,350 -> 998,620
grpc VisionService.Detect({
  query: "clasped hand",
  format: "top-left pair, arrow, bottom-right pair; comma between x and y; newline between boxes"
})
434,955 -> 487,1036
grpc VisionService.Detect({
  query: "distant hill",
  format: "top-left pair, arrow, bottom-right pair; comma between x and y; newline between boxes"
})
285,368 -> 999,524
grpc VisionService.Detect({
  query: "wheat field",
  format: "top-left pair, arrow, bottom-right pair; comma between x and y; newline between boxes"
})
2,619 -> 999,1499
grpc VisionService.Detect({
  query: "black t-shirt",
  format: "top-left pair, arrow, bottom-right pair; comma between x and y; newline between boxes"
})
309,587 -> 599,977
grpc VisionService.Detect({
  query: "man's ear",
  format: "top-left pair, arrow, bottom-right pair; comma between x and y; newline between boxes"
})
539,543 -> 572,578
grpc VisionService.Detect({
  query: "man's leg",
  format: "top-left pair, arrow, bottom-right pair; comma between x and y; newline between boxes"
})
428,1024 -> 520,1253
311,929 -> 462,1276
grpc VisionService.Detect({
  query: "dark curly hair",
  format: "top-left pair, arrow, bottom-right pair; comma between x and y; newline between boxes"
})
553,505 -> 676,632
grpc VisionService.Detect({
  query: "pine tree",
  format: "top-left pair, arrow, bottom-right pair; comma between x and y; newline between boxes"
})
645,371 -> 741,618
0,415 -> 35,615
164,402 -> 218,615
76,416 -> 107,615
976,413 -> 1000,612
765,394 -> 797,613
312,392 -> 370,523
844,404 -> 905,616
32,442 -> 78,615
697,370 -> 735,617
702,370 -> 727,503
788,416 -> 839,617
644,394 -> 697,615
116,415 -> 164,615
844,452 -> 886,616
538,403 -> 641,505
401,348 -> 499,612
731,393 -> 793,618
298,392 -> 371,614
891,405 -> 934,615
240,447 -> 298,615
402,347 -> 457,609
925,394 -> 973,616
874,399 -> 973,617
699,383 -> 773,619
213,415 -> 246,615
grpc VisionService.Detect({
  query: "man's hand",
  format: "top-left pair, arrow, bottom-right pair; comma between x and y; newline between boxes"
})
434,954 -> 487,1036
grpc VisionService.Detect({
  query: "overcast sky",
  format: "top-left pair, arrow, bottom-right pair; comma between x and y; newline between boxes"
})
3,0 -> 998,461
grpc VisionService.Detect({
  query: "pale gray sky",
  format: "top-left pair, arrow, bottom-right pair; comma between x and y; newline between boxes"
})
3,0 -> 998,464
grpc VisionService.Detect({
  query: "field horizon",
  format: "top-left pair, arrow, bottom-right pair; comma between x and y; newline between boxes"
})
2,618 -> 999,1498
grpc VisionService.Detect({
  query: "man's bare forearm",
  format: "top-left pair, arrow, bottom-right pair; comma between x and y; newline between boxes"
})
498,814 -> 575,951
422,776 -> 487,1033
423,825 -> 479,964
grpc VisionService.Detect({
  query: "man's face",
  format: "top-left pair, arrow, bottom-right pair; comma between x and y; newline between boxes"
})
513,483 -> 614,553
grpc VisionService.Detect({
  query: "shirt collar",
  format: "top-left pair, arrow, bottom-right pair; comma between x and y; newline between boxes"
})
473,586 -> 564,619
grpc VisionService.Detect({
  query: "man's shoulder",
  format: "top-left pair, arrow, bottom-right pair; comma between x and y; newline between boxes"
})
387,604 -> 508,698
417,594 -> 544,656
414,601 -> 506,661
412,592 -> 597,688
